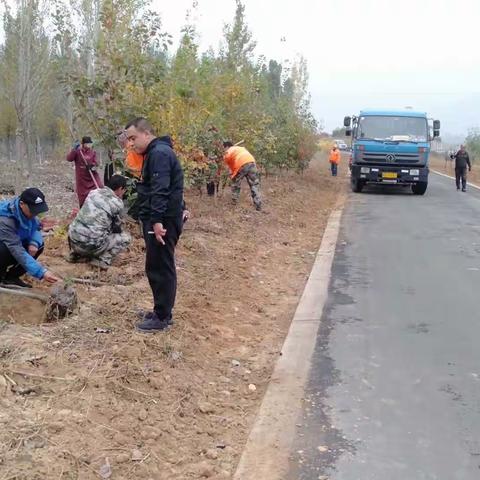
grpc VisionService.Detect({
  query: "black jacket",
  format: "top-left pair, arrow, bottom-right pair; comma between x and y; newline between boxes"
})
454,150 -> 471,170
137,136 -> 184,224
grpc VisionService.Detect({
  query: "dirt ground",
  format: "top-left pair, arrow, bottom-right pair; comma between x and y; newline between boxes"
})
0,153 -> 346,479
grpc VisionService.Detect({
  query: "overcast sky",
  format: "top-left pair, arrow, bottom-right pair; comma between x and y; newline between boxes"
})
153,0 -> 480,138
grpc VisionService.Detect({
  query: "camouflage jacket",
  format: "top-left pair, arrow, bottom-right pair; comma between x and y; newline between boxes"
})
68,187 -> 124,248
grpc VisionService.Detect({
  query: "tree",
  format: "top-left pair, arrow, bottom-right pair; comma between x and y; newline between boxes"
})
0,0 -> 52,186
55,0 -> 170,165
466,129 -> 480,163
332,127 -> 347,138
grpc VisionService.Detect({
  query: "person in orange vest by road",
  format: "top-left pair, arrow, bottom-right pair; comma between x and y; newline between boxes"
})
329,146 -> 341,177
223,142 -> 262,211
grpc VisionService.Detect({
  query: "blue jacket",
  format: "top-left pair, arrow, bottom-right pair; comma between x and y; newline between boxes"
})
0,198 -> 46,279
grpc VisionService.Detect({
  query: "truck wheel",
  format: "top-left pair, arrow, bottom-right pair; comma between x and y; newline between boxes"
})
412,182 -> 428,195
351,179 -> 364,193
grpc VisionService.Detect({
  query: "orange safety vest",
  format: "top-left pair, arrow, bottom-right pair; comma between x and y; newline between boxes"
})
329,149 -> 341,164
125,150 -> 144,178
224,146 -> 256,178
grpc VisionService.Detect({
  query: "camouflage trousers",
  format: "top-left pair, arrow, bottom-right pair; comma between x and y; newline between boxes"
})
69,232 -> 131,265
231,162 -> 262,210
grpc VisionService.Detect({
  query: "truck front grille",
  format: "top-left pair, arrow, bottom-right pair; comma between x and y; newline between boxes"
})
360,152 -> 421,164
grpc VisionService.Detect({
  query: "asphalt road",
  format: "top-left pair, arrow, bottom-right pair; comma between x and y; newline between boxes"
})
289,173 -> 480,480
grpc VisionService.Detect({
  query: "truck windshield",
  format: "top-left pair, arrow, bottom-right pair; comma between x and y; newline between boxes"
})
356,116 -> 428,142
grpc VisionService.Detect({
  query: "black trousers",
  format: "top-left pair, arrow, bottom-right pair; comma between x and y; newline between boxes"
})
455,166 -> 467,189
0,241 -> 44,279
104,162 -> 114,185
142,216 -> 183,320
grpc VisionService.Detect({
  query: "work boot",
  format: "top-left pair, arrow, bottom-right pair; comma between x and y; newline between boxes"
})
89,258 -> 110,270
65,252 -> 87,264
136,312 -> 170,333
3,275 -> 32,288
136,309 -> 173,325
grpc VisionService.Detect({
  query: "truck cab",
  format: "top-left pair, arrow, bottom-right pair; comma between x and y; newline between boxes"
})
345,110 -> 440,195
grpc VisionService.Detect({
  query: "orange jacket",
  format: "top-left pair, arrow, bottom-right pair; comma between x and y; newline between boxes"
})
125,150 -> 144,178
329,149 -> 341,164
224,146 -> 256,178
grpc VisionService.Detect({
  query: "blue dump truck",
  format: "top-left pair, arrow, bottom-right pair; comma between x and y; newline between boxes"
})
344,110 -> 440,195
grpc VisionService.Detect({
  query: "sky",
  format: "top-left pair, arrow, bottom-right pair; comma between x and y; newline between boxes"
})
152,0 -> 480,138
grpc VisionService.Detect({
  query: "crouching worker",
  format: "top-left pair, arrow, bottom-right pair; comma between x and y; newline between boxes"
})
0,188 -> 59,287
67,175 -> 131,269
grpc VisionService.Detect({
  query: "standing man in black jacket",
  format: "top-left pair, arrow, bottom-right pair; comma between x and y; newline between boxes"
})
452,145 -> 472,192
125,118 -> 185,332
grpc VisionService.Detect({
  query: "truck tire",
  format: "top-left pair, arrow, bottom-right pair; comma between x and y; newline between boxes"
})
412,182 -> 428,195
351,179 -> 364,193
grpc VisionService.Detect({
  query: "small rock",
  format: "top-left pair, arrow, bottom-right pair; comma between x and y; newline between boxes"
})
140,427 -> 161,440
131,449 -> 143,461
198,401 -> 215,414
231,360 -> 240,367
317,445 -> 328,453
115,453 -> 130,464
248,384 -> 257,392
113,433 -> 130,445
216,471 -> 231,479
24,436 -> 46,450
48,421 -> 64,433
193,461 -> 215,478
52,341 -> 61,347
138,408 -> 148,421
56,409 -> 73,418
78,454 -> 91,464
205,449 -> 218,460
170,351 -> 183,362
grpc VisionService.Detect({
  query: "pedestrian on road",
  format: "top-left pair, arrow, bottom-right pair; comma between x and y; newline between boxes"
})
125,117 -> 185,332
67,175 -> 131,270
223,141 -> 262,211
67,136 -> 103,207
0,188 -> 59,287
329,146 -> 341,177
453,145 -> 471,192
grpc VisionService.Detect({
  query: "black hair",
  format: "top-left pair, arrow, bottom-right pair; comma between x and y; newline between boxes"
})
107,175 -> 127,191
125,117 -> 156,135
223,141 -> 234,148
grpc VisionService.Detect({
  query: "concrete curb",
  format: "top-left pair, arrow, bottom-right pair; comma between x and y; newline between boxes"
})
233,207 -> 344,480
431,169 -> 480,191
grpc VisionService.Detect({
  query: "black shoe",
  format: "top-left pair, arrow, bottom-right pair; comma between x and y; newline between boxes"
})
3,276 -> 32,288
136,309 -> 155,321
136,310 -> 173,325
462,188 -> 467,192
457,187 -> 460,191
136,313 -> 170,333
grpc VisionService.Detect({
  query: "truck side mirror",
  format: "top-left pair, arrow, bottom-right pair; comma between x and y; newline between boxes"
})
345,129 -> 352,137
344,116 -> 351,127
433,130 -> 440,138
433,120 -> 440,130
